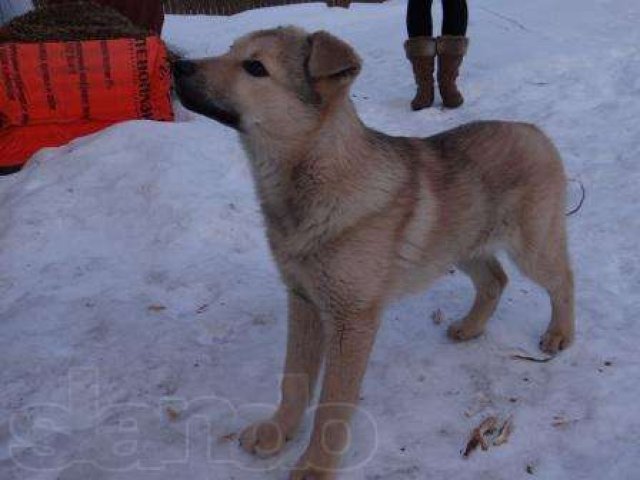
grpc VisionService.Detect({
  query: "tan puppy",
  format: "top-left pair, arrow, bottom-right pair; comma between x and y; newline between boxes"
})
173,27 -> 574,479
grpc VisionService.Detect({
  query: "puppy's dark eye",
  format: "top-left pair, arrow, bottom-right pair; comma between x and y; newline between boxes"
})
242,60 -> 269,78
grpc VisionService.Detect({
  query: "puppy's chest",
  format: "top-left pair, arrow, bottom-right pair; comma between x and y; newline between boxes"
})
261,178 -> 334,256
264,213 -> 325,263
269,240 -> 321,303
263,208 -> 331,298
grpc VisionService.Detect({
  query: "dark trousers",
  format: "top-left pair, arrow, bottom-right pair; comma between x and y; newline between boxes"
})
407,0 -> 468,37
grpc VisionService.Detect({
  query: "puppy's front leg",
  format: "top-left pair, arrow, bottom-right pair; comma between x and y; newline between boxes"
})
291,306 -> 381,480
240,292 -> 325,457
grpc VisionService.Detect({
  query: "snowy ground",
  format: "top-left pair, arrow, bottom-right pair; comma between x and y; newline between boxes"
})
2,0 -> 640,479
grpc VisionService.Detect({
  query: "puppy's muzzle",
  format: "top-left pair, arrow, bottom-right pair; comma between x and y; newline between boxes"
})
173,60 -> 197,78
172,60 -> 241,130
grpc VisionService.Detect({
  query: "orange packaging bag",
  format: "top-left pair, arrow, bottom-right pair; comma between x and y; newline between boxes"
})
0,36 -> 174,168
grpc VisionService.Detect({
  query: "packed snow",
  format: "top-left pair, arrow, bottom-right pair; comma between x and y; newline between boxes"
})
1,0 -> 640,479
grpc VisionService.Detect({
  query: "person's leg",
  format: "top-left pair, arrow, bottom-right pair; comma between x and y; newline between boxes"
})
436,0 -> 469,108
406,0 -> 434,38
441,0 -> 468,36
405,0 -> 437,110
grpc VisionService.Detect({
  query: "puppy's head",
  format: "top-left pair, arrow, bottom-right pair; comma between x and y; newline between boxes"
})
173,27 -> 361,134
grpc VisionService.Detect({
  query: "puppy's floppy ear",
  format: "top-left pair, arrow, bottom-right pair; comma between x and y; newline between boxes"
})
306,31 -> 361,82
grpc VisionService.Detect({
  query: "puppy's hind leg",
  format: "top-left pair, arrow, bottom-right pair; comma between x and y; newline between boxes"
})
538,261 -> 574,355
510,213 -> 575,355
240,292 -> 325,458
448,255 -> 508,341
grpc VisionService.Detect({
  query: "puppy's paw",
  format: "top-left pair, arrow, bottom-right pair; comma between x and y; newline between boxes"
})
289,465 -> 336,480
447,320 -> 484,342
539,328 -> 573,354
239,419 -> 288,458
289,450 -> 338,480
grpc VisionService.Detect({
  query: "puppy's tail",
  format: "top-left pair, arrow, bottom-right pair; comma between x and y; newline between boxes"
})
566,178 -> 585,216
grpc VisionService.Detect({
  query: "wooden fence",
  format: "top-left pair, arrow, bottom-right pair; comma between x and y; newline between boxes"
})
32,0 -> 384,15
165,0 -> 305,15
162,0 -> 384,16
30,1 -> 385,18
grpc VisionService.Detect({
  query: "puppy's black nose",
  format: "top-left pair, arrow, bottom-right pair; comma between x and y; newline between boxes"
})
173,60 -> 197,78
